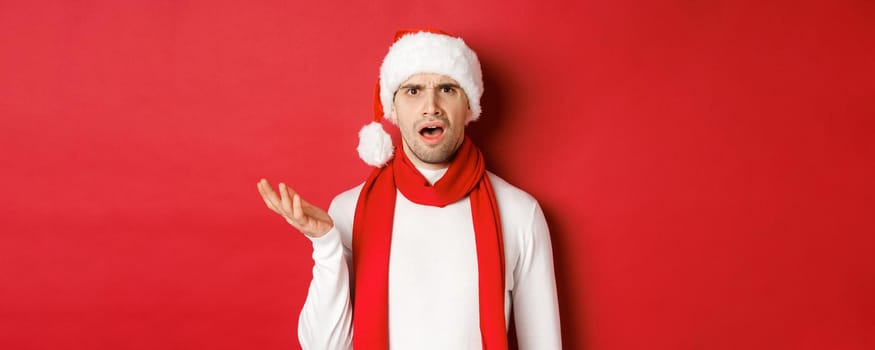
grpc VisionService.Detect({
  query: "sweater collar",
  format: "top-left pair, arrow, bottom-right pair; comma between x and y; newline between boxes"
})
415,166 -> 449,185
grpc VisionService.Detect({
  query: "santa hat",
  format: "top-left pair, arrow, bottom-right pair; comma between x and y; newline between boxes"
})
357,29 -> 484,167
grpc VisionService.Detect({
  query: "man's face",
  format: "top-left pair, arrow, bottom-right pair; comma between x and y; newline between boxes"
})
391,73 -> 472,170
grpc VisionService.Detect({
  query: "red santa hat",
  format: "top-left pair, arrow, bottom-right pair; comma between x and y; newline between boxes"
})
357,29 -> 484,167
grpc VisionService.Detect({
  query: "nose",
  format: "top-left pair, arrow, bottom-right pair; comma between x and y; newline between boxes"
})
421,89 -> 442,117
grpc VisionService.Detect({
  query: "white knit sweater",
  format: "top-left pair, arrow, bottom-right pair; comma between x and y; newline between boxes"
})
298,168 -> 561,349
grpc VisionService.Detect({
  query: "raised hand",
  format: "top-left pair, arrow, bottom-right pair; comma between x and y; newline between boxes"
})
256,178 -> 334,238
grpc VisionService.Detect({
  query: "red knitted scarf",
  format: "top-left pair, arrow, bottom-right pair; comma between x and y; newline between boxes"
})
351,137 -> 508,349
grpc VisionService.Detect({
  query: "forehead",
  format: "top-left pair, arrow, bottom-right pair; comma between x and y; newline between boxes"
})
400,73 -> 460,86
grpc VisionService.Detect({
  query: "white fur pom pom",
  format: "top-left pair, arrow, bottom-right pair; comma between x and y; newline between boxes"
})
357,121 -> 394,167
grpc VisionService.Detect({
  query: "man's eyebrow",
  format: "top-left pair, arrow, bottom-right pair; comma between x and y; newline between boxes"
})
398,83 -> 462,90
437,83 -> 461,89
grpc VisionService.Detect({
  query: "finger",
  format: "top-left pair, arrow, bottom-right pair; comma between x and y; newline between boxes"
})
265,196 -> 284,215
256,179 -> 267,197
259,179 -> 281,203
279,183 -> 294,216
257,178 -> 271,194
267,189 -> 286,216
293,193 -> 305,222
284,185 -> 299,201
261,196 -> 281,214
283,184 -> 303,214
256,181 -> 281,213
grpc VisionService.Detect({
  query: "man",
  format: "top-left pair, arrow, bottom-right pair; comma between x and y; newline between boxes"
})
257,29 -> 561,349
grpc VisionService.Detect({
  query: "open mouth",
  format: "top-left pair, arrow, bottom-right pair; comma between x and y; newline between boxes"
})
417,121 -> 446,144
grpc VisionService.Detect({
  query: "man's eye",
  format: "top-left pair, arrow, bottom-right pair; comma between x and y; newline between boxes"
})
441,86 -> 455,93
406,88 -> 419,95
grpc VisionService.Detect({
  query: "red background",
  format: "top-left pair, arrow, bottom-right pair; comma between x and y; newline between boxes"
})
1,0 -> 873,349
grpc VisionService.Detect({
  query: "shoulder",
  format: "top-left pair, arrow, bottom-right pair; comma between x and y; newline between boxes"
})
487,172 -> 552,289
326,182 -> 365,249
487,171 -> 540,221
487,172 -> 547,248
329,182 -> 364,215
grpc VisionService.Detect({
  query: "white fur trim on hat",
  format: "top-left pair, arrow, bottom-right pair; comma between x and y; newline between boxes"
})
357,121 -> 394,167
379,31 -> 483,124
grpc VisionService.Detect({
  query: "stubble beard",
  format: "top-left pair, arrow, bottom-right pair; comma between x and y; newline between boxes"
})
401,121 -> 463,166
404,135 -> 461,165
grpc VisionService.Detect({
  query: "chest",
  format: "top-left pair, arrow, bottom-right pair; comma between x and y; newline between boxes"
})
389,193 -> 478,288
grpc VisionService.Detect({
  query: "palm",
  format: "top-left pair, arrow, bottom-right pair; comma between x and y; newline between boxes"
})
257,178 -> 334,238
